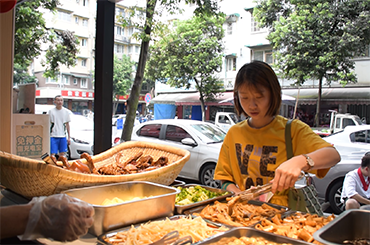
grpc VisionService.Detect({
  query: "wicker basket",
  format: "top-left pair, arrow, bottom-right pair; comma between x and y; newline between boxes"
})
0,141 -> 190,198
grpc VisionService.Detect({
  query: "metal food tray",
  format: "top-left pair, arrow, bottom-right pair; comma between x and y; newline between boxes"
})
313,209 -> 370,245
174,184 -> 233,214
62,181 -> 179,236
97,215 -> 185,245
98,215 -> 227,245
194,227 -> 313,245
170,179 -> 186,187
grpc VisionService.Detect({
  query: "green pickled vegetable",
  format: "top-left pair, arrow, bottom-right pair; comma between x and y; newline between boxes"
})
175,185 -> 228,205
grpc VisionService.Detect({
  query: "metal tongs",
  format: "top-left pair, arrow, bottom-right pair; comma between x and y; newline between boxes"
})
149,231 -> 193,245
236,171 -> 306,202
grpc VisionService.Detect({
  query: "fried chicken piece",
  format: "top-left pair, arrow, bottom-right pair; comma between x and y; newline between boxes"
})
152,156 -> 168,166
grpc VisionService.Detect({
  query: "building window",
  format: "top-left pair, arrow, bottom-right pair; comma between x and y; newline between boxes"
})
128,27 -> 133,36
82,0 -> 88,7
58,10 -> 71,22
81,59 -> 87,67
226,57 -> 236,71
135,46 -> 140,53
81,38 -> 87,47
75,17 -> 79,24
227,23 -> 232,35
114,44 -> 124,54
251,16 -> 261,32
253,50 -> 274,64
116,26 -> 123,36
115,8 -> 125,17
81,78 -> 87,88
63,75 -> 70,85
265,50 -> 273,64
46,77 -> 57,84
128,46 -> 132,54
82,19 -> 88,27
73,78 -> 78,85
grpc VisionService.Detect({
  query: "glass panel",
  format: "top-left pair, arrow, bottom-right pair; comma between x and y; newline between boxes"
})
165,125 -> 192,142
254,51 -> 263,61
138,124 -> 161,138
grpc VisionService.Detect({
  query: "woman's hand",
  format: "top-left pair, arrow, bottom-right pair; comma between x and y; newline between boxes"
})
271,155 -> 306,193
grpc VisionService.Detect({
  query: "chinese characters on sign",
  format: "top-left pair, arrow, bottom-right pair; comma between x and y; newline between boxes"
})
16,125 -> 43,157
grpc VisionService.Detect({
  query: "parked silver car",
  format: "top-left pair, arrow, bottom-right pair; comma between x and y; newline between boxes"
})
130,119 -> 226,188
68,114 -> 94,159
312,125 -> 370,214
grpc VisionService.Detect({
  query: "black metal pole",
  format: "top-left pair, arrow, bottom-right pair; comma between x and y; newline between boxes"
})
94,0 -> 115,154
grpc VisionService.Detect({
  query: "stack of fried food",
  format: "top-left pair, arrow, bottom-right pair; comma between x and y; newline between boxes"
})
195,195 -> 286,227
103,216 -> 229,245
207,236 -> 294,245
255,212 -> 336,244
43,152 -> 169,175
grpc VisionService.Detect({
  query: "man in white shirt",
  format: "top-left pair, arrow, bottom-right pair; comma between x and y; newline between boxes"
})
341,153 -> 370,210
48,95 -> 71,158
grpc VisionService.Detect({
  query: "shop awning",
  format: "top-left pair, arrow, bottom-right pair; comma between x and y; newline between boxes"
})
71,73 -> 90,79
151,92 -> 234,106
283,86 -> 370,105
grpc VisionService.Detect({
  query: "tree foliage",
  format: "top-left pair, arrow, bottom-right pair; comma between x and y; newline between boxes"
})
13,63 -> 38,85
112,55 -> 135,114
254,0 -> 370,125
146,14 -> 226,120
119,0 -> 223,141
14,0 -> 79,80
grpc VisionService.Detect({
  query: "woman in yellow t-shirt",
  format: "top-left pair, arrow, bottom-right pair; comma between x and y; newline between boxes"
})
214,61 -> 341,207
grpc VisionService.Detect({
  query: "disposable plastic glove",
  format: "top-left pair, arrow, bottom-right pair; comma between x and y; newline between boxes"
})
20,193 -> 94,242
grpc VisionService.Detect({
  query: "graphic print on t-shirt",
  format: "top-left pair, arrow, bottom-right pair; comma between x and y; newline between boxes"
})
235,143 -> 277,189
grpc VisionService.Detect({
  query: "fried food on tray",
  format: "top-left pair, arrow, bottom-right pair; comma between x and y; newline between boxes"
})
255,212 -> 336,244
208,236 -> 293,245
103,216 -> 228,245
52,151 -> 171,176
195,200 -> 285,227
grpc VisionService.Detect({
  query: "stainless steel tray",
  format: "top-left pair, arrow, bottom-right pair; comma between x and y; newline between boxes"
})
97,215 -> 185,245
98,215 -> 228,245
62,181 -> 179,236
194,227 -> 312,244
170,179 -> 186,187
313,209 -> 370,245
174,184 -> 233,214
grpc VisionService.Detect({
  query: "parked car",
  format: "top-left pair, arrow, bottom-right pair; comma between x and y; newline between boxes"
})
129,119 -> 226,188
112,114 -> 126,126
311,125 -> 370,214
112,116 -> 141,144
69,114 -> 118,159
68,114 -> 94,159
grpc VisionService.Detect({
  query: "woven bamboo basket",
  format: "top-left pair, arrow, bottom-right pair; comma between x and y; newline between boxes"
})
0,141 -> 190,199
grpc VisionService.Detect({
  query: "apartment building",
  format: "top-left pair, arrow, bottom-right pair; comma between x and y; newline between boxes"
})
32,0 -> 145,114
152,0 -> 370,122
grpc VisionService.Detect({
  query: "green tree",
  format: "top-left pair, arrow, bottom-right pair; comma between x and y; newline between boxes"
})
112,55 -> 135,114
119,0 -> 222,141
14,0 -> 79,80
254,0 -> 370,126
146,14 -> 226,121
13,63 -> 37,85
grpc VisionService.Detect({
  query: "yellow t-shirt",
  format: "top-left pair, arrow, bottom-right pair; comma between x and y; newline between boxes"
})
214,115 -> 334,206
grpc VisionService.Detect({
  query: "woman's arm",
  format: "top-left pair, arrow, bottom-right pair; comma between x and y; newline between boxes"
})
272,147 -> 341,193
0,203 -> 33,239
